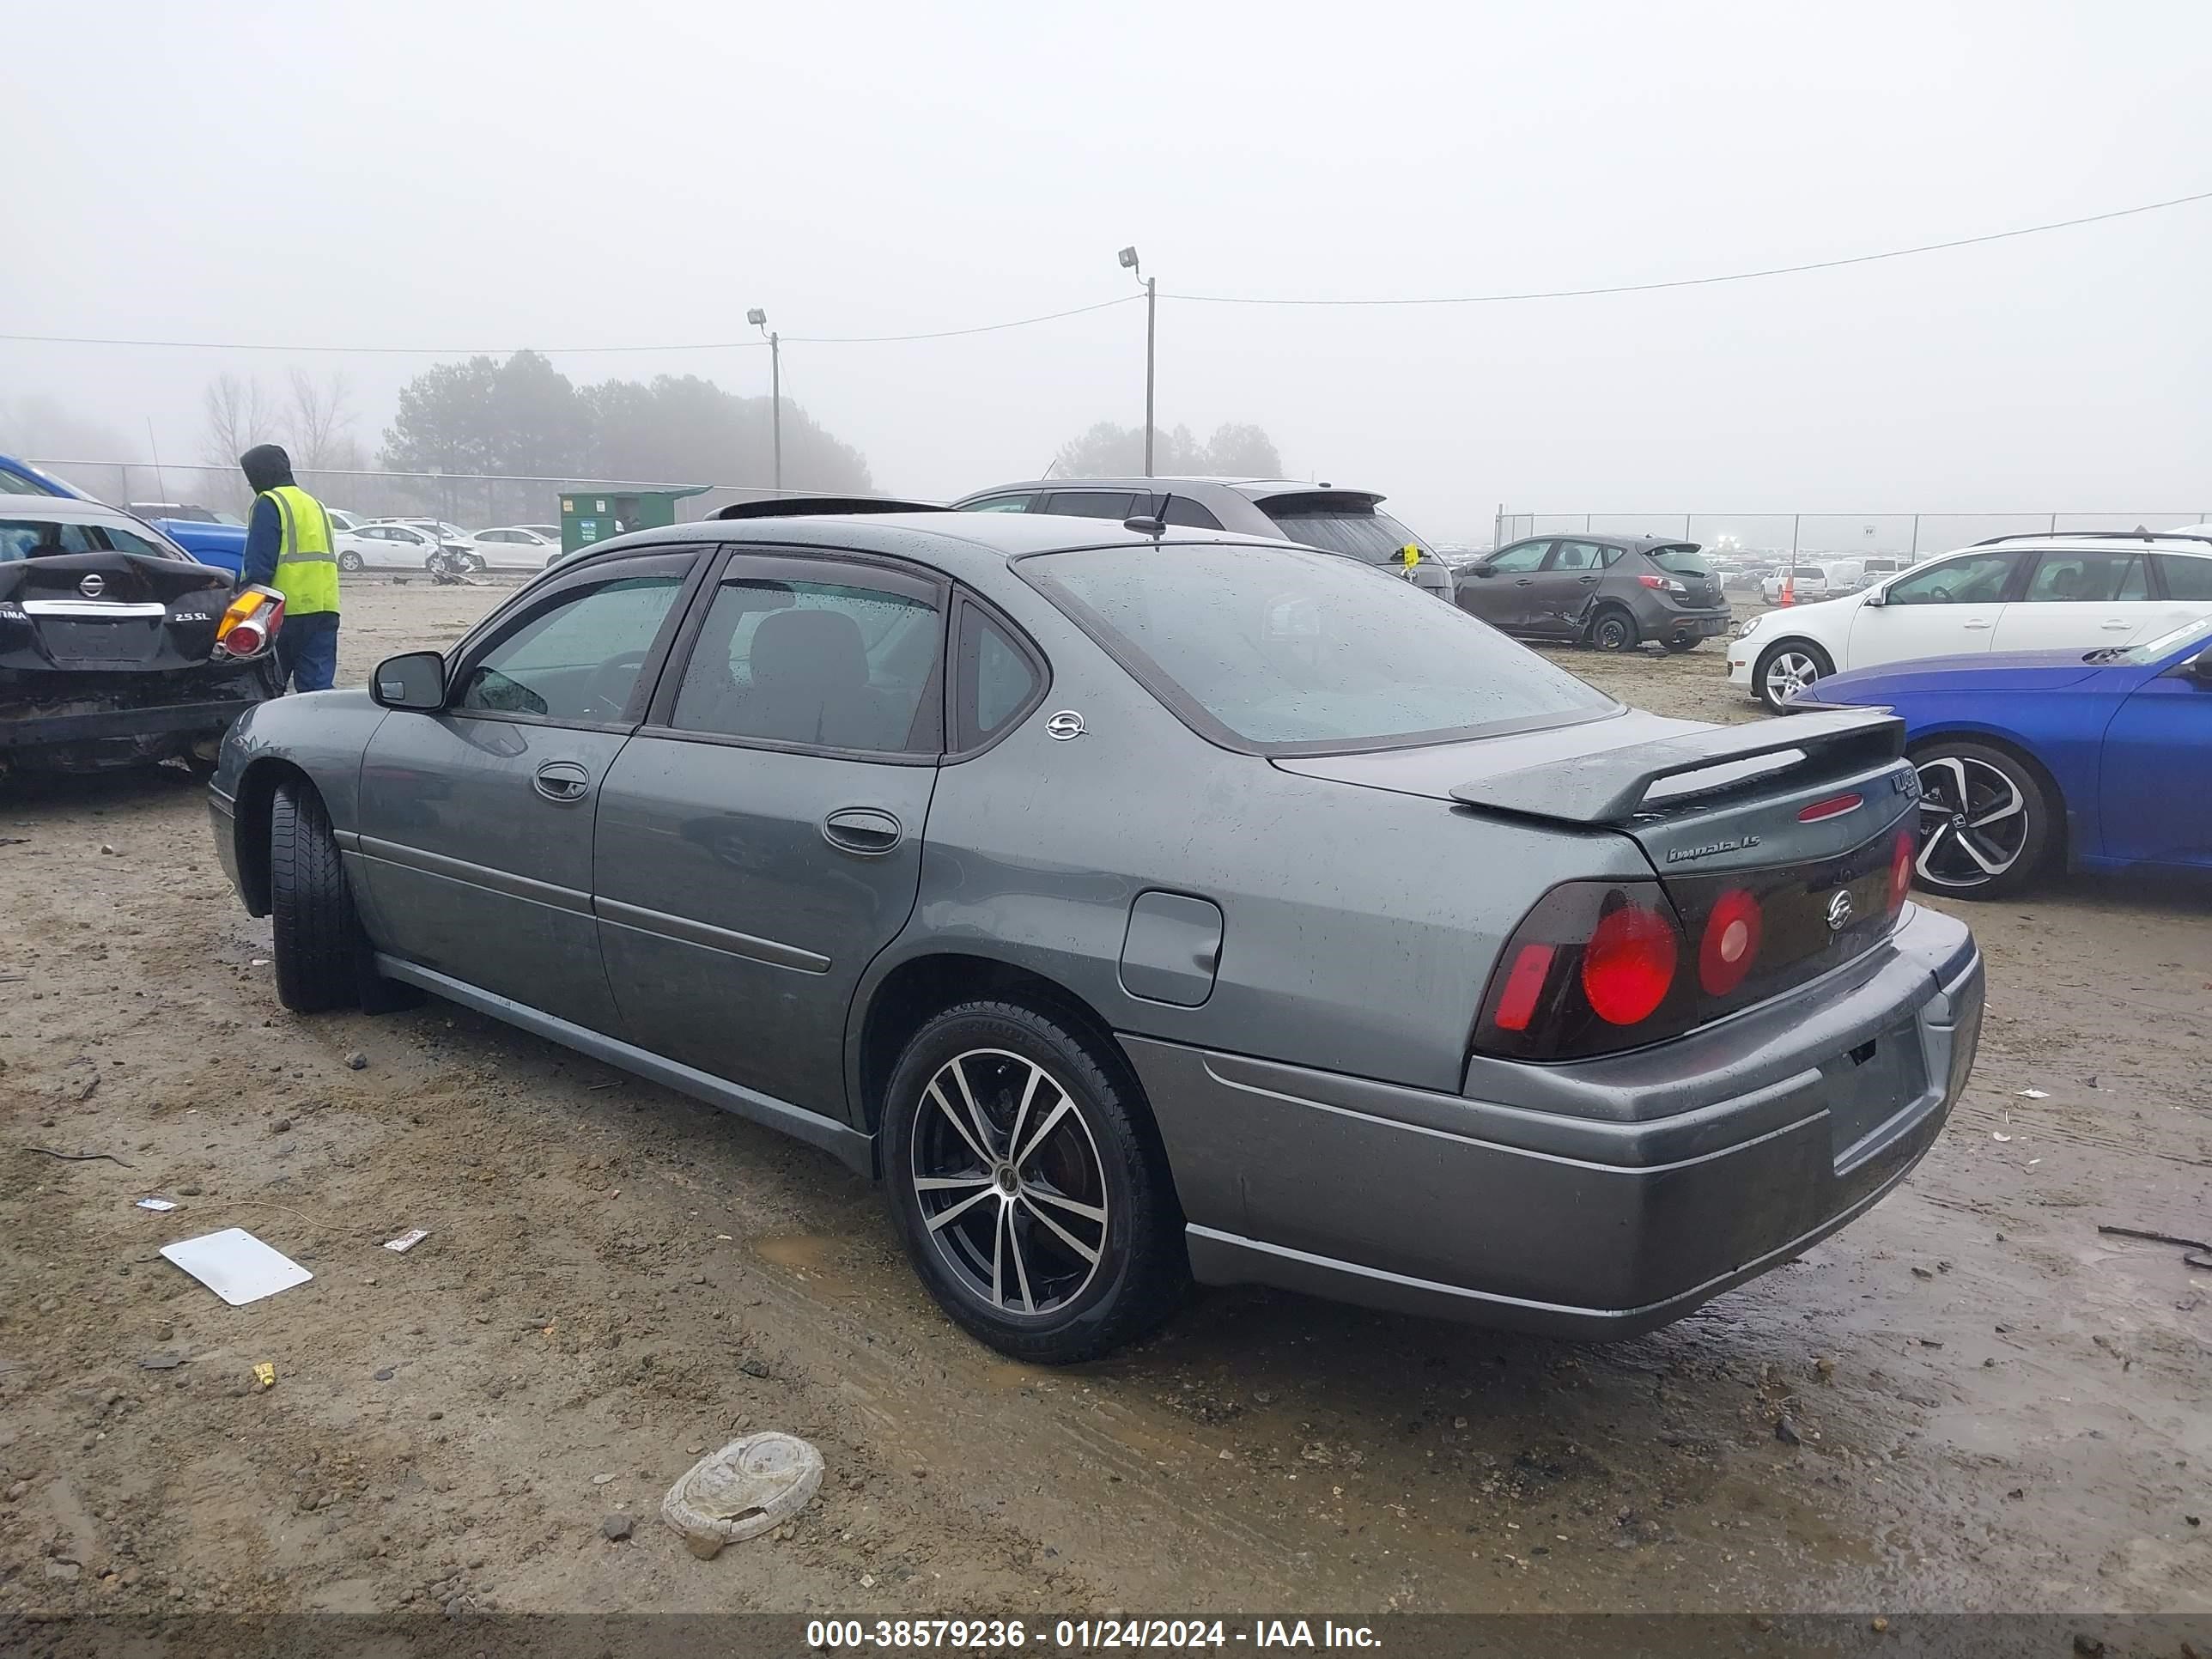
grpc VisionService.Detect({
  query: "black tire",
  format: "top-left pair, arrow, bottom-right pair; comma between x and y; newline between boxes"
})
1589,605 -> 1639,653
1907,739 -> 2056,900
465,553 -> 488,574
337,550 -> 364,574
1753,638 -> 1833,712
1663,635 -> 1702,653
269,779 -> 372,1013
881,1000 -> 1188,1364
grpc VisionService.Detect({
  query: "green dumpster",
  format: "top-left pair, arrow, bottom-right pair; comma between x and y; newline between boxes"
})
557,485 -> 710,559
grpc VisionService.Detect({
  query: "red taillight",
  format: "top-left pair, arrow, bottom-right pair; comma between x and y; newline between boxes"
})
1581,902 -> 1679,1025
1492,943 -> 1556,1031
1797,793 -> 1863,823
1636,573 -> 1663,588
222,617 -> 267,656
1888,827 -> 1916,910
216,586 -> 285,659
1698,888 -> 1764,997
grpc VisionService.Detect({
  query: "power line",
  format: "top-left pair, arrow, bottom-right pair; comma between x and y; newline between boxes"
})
0,295 -> 1143,358
1163,187 -> 2212,307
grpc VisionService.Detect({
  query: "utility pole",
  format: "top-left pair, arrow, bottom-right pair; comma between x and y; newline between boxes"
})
1118,247 -> 1155,477
748,308 -> 781,493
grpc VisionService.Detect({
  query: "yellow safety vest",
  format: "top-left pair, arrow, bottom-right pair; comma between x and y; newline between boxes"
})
260,484 -> 340,616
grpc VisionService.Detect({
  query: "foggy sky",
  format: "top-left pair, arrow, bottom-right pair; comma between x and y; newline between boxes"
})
3,0 -> 2208,542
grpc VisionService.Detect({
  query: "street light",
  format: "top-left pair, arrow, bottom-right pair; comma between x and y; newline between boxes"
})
749,307 -> 781,493
1118,246 -> 1156,477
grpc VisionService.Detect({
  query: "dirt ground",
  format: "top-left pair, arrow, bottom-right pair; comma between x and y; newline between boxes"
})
3,578 -> 2208,1620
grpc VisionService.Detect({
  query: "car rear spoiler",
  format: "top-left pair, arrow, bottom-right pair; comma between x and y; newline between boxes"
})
1449,708 -> 1905,826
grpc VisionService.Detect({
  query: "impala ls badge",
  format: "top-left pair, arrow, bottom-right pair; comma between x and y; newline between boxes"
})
1045,709 -> 1085,741
1826,889 -> 1856,932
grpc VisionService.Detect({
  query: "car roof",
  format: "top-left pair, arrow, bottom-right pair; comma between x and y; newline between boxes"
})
565,510 -> 1285,582
1948,532 -> 2212,556
1504,532 -> 1698,552
0,491 -> 165,530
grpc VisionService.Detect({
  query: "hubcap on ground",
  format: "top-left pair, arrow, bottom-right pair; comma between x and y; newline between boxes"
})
1914,755 -> 2030,886
911,1048 -> 1109,1316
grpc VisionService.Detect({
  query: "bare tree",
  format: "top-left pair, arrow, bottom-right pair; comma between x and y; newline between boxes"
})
201,373 -> 277,466
285,368 -> 356,471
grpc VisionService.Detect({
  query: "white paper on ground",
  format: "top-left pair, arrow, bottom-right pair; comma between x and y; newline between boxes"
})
160,1227 -> 313,1307
135,1197 -> 178,1212
381,1229 -> 429,1254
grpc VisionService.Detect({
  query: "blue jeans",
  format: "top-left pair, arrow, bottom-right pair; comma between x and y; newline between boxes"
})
276,611 -> 339,693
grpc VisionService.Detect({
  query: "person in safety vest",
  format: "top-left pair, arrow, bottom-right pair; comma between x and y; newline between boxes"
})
237,444 -> 341,692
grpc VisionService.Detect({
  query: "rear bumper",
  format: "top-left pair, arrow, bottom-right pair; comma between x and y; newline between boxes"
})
0,696 -> 260,751
1648,606 -> 1732,639
1128,904 -> 1982,1339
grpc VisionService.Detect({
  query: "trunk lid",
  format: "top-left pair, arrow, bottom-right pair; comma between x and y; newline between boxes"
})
0,552 -> 234,673
1279,707 -> 1922,1017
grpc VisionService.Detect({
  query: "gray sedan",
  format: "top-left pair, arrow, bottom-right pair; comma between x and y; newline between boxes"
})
209,513 -> 1983,1364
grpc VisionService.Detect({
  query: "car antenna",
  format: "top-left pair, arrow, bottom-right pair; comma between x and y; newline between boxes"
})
1123,494 -> 1169,538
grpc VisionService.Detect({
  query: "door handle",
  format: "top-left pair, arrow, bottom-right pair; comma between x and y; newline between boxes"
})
1514,577 -> 1534,586
1576,575 -> 1597,584
822,807 -> 902,856
1963,621 -> 1992,630
2100,620 -> 2132,630
532,760 -> 592,803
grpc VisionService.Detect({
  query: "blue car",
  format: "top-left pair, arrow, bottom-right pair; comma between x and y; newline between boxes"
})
0,453 -> 91,499
1799,615 -> 2212,896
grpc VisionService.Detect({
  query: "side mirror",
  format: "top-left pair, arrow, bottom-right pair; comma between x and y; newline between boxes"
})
1472,563 -> 1498,579
1861,587 -> 1885,607
372,651 -> 447,711
2188,645 -> 2212,684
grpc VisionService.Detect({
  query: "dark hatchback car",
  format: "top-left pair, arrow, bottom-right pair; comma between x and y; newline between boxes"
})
953,477 -> 1456,602
210,513 -> 1980,1364
1460,533 -> 1731,652
1,495 -> 282,775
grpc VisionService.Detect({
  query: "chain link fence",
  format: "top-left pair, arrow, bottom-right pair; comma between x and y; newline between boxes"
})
24,459 -> 799,532
1491,509 -> 2211,561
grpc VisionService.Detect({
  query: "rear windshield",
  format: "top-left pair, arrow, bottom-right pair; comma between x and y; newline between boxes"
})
1257,496 -> 1431,563
0,518 -> 185,561
1650,544 -> 1709,576
1024,542 -> 1616,752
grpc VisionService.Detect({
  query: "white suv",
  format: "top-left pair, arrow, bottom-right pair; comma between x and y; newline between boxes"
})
1729,532 -> 2212,711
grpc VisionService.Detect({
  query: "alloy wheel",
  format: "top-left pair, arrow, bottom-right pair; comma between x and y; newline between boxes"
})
1914,755 -> 2031,887
1762,648 -> 1823,706
909,1048 -> 1109,1316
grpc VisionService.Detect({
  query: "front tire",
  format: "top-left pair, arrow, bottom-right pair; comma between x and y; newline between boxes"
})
1909,740 -> 2054,899
1754,639 -> 1833,711
881,1001 -> 1187,1364
269,780 -> 368,1012
337,550 -> 364,574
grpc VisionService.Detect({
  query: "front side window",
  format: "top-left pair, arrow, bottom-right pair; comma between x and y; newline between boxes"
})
1486,540 -> 1551,574
454,573 -> 685,722
1026,543 -> 1615,752
1884,553 -> 2015,605
670,572 -> 942,753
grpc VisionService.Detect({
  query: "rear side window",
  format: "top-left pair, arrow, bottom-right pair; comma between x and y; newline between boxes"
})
1041,491 -> 1138,521
1257,495 -> 1429,563
954,604 -> 1045,750
2155,554 -> 2212,601
1158,495 -> 1224,530
1026,542 -> 1613,752
1650,545 -> 1710,576
963,494 -> 1033,514
2024,551 -> 2147,603
1547,540 -> 1606,572
672,574 -> 943,754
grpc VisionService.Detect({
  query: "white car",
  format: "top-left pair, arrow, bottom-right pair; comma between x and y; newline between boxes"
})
325,508 -> 362,535
1759,564 -> 1832,605
1730,532 -> 2212,711
335,521 -> 451,573
465,526 -> 562,570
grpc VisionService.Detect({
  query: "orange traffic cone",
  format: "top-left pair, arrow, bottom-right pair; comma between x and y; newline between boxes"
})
1778,573 -> 1795,607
